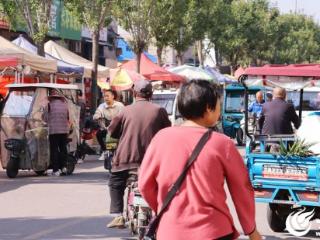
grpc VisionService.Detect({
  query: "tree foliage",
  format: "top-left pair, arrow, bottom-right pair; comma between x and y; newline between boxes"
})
166,0 -> 194,65
113,0 -> 155,72
271,14 -> 320,64
210,0 -> 272,69
148,0 -> 177,65
65,0 -> 112,109
0,0 -> 52,56
208,0 -> 320,67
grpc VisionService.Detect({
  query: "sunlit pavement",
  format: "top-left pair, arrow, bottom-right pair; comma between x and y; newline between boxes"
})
0,149 -> 319,239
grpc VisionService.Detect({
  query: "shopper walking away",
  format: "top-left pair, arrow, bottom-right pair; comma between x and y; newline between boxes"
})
139,80 -> 261,240
106,79 -> 171,228
93,88 -> 124,160
48,89 -> 69,176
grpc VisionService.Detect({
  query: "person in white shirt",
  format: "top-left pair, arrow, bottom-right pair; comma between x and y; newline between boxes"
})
93,89 -> 124,160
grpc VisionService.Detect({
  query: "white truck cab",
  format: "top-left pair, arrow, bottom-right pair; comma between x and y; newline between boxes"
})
151,88 -> 183,126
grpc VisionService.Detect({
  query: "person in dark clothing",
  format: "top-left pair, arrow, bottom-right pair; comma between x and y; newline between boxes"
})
259,87 -> 301,135
47,89 -> 69,176
106,79 -> 171,228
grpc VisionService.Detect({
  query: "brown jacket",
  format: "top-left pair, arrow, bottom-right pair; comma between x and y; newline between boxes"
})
108,100 -> 171,172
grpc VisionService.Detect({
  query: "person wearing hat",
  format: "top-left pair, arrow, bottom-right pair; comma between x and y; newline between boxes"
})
93,88 -> 124,160
47,89 -> 69,176
106,79 -> 171,228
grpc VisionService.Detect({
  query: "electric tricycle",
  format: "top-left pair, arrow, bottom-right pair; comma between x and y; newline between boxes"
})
0,83 -> 81,178
222,83 -> 263,145
240,64 -> 320,233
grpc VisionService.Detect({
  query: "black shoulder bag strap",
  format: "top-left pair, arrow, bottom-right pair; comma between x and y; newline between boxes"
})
144,127 -> 214,239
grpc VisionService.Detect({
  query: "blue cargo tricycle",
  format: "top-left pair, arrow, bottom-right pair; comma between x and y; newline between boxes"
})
222,83 -> 263,145
240,64 -> 320,233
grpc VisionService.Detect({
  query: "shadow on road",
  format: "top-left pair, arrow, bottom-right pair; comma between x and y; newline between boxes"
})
0,216 -> 136,240
0,159 -> 110,194
0,216 -> 318,240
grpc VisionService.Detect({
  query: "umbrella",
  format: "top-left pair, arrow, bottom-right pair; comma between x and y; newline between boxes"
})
98,68 -> 145,91
234,67 -> 245,79
121,53 -> 185,82
204,67 -> 237,84
168,65 -> 217,82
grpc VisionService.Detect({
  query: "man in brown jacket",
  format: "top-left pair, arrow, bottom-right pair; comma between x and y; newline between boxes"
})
106,79 -> 171,228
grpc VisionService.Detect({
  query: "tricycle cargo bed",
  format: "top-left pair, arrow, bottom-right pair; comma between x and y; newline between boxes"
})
246,153 -> 320,206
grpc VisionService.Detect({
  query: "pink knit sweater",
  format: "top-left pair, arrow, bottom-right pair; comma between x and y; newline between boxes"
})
138,127 -> 256,240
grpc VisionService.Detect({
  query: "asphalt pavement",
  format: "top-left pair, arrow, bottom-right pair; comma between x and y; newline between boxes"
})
0,149 -> 319,240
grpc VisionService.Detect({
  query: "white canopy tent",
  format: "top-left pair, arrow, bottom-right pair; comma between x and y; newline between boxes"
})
44,40 -> 109,79
0,36 -> 57,73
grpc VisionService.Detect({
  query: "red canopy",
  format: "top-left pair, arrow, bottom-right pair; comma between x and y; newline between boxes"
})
0,57 -> 19,68
121,53 -> 185,82
244,64 -> 320,78
234,66 -> 245,78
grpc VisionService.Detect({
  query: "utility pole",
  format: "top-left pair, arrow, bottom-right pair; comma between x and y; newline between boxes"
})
295,0 -> 297,14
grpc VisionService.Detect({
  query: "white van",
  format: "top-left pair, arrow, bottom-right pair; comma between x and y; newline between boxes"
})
287,87 -> 320,117
151,89 -> 183,125
287,87 -> 320,153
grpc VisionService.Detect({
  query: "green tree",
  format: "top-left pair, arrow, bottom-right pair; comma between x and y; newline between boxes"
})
210,0 -> 273,71
65,0 -> 112,109
113,0 -> 155,72
271,14 -> 320,64
149,0 -> 176,65
167,0 -> 194,65
0,0 -> 52,56
187,0 -> 220,67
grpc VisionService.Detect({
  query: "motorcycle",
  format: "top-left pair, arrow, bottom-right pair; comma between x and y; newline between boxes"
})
125,178 -> 153,240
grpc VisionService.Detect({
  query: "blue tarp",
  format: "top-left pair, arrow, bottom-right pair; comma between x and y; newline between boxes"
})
116,38 -> 158,64
12,35 -> 84,75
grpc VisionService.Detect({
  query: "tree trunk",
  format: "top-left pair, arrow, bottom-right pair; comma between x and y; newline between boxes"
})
196,40 -> 203,67
177,51 -> 183,65
36,40 -> 45,57
215,49 -> 221,66
156,46 -> 163,66
136,50 -> 142,73
91,30 -> 100,109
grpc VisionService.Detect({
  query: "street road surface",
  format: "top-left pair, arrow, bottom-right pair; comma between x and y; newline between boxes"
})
0,148 -> 318,240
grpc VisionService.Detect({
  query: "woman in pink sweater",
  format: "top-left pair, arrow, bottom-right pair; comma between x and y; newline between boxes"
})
139,80 -> 261,240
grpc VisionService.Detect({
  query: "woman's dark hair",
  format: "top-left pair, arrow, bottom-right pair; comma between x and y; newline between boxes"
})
104,89 -> 117,99
177,80 -> 220,120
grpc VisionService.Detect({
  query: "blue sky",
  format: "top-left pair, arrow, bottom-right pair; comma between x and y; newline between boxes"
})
269,0 -> 320,23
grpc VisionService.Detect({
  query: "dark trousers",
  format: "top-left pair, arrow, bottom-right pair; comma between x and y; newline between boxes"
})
215,233 -> 233,240
96,129 -> 107,152
49,134 -> 68,172
109,170 -> 137,213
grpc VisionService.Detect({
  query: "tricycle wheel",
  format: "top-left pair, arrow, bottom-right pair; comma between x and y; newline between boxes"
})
267,204 -> 286,232
236,128 -> 245,146
64,154 -> 76,175
65,162 -> 75,175
35,170 -> 46,176
6,157 -> 19,178
138,228 -> 146,239
129,219 -> 137,235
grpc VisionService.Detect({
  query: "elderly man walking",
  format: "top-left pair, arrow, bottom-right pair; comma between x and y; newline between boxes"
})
106,79 -> 171,228
259,87 -> 301,135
